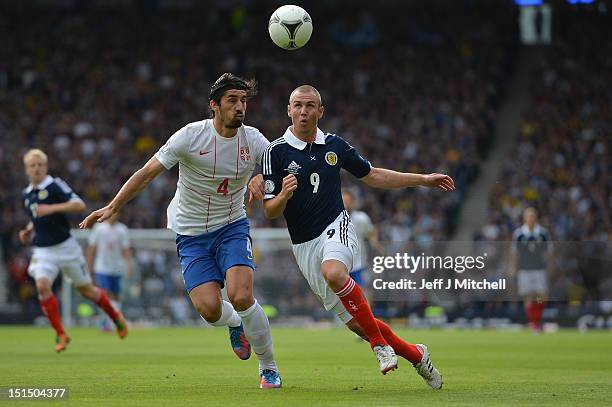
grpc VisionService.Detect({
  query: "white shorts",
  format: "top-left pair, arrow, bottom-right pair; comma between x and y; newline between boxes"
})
291,211 -> 360,323
28,237 -> 92,287
517,269 -> 548,297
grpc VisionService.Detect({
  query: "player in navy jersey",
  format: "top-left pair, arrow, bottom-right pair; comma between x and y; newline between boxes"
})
511,207 -> 553,332
18,149 -> 126,352
260,85 -> 454,388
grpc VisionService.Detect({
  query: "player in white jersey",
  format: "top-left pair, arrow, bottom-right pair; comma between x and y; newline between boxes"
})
86,213 -> 133,331
80,73 -> 281,388
341,190 -> 382,287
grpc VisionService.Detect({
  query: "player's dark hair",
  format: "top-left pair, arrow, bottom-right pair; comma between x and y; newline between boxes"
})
208,73 -> 258,118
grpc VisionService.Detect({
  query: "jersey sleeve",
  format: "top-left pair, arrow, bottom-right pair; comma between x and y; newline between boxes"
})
52,177 -> 84,203
262,143 -> 283,200
339,137 -> 371,178
251,129 -> 271,165
154,126 -> 189,169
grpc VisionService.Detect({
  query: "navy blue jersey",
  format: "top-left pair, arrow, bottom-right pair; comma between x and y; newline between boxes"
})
262,128 -> 371,244
511,225 -> 552,270
22,175 -> 83,247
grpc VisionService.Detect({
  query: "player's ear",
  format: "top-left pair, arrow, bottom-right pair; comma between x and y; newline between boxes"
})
287,104 -> 291,118
318,105 -> 324,119
209,100 -> 219,115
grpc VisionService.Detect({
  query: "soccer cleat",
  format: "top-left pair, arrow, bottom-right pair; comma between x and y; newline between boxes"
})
229,323 -> 251,360
373,345 -> 398,374
414,344 -> 443,389
113,313 -> 128,339
55,334 -> 70,353
259,369 -> 282,389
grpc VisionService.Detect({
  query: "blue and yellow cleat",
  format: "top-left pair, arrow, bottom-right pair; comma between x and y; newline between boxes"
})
259,369 -> 282,389
229,323 -> 251,360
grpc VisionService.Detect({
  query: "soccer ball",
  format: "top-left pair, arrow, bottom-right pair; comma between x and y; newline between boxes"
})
268,5 -> 313,50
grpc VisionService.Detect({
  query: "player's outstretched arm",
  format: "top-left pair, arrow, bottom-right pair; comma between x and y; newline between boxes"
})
263,174 -> 297,219
79,156 -> 166,229
361,167 -> 455,191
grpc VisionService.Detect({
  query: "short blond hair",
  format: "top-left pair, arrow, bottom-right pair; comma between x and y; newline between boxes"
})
23,149 -> 48,165
289,85 -> 322,106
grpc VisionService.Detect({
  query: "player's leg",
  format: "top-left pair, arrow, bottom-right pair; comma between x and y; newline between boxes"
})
66,259 -> 126,339
344,317 -> 442,389
94,273 -> 118,332
218,219 -> 280,388
28,256 -> 68,352
177,232 -> 249,360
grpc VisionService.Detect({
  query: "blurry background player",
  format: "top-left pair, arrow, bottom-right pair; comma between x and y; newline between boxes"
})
511,207 -> 553,333
341,189 -> 383,288
18,149 -> 127,352
79,73 -> 281,389
86,212 -> 133,332
262,85 -> 454,388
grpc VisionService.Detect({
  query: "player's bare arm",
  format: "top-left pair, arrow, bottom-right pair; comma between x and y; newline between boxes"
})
123,247 -> 134,277
263,174 -> 298,219
35,200 -> 86,218
85,245 -> 97,280
79,156 -> 166,229
362,167 -> 455,191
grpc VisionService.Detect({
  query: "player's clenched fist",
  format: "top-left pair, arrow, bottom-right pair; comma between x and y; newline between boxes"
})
279,174 -> 298,200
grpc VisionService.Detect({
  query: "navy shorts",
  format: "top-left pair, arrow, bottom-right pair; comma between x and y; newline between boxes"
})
95,273 -> 121,295
176,218 -> 255,293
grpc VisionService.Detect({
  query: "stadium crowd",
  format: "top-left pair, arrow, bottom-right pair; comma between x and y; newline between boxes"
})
1,0 -> 515,320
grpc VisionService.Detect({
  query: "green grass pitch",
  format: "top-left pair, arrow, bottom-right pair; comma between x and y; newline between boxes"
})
0,326 -> 610,406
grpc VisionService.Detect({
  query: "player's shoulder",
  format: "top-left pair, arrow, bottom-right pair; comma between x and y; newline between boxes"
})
182,119 -> 208,137
242,124 -> 264,138
265,136 -> 289,154
511,226 -> 524,239
352,210 -> 371,222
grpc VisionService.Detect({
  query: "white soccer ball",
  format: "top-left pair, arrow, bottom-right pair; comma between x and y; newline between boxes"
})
268,5 -> 313,50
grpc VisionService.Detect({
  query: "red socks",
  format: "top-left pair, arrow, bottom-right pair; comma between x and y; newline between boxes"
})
335,278 -> 387,348
376,319 -> 422,364
40,294 -> 65,336
96,288 -> 120,321
525,301 -> 545,328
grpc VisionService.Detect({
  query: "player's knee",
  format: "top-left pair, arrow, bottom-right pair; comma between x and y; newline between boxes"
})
228,290 -> 254,312
321,263 -> 349,291
192,297 -> 222,323
35,279 -> 52,297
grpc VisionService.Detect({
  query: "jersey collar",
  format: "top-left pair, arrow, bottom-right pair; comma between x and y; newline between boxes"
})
25,175 -> 53,193
283,127 -> 326,150
521,224 -> 542,236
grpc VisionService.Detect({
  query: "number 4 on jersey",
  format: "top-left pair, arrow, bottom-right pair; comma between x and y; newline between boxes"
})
217,178 -> 229,195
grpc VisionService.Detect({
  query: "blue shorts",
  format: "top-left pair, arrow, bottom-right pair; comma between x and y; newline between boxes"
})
176,218 -> 255,293
349,268 -> 365,287
95,273 -> 121,296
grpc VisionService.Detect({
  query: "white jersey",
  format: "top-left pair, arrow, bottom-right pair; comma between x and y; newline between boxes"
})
155,119 -> 270,235
350,210 -> 374,270
88,222 -> 130,276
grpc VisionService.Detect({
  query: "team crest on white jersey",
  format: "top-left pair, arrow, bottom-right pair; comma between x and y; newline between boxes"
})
325,152 -> 338,166
240,147 -> 251,161
286,161 -> 301,174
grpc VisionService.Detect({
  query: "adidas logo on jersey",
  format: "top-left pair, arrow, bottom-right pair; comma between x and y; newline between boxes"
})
286,161 -> 301,175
